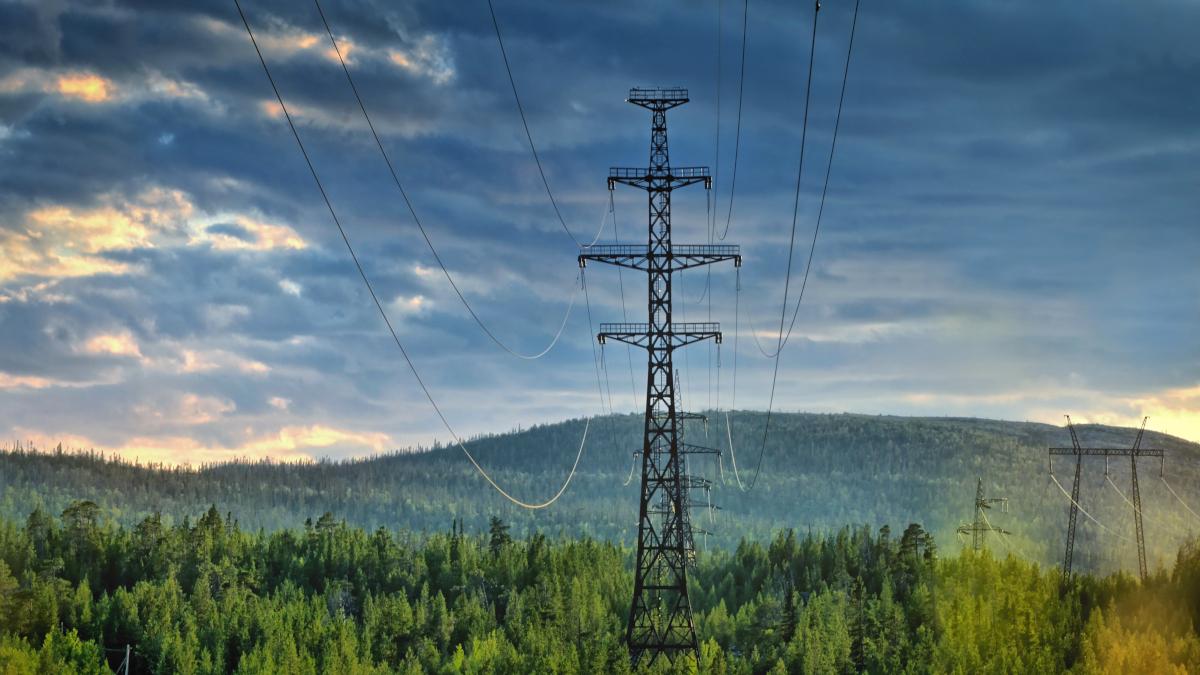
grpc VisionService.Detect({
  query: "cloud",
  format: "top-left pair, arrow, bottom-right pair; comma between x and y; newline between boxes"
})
81,330 -> 143,360
171,347 -> 269,376
12,423 -> 393,466
133,392 -> 236,426
1071,386 -> 1200,445
390,293 -> 429,315
0,187 -> 192,282
2,66 -> 210,109
2,187 -> 308,285
387,35 -> 455,85
278,279 -> 302,296
241,424 -> 391,457
0,373 -> 58,389
191,216 -> 306,252
55,72 -> 114,102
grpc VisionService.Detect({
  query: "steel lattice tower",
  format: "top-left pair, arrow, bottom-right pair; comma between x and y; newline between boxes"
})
1049,416 -> 1164,581
956,477 -> 1009,551
580,87 -> 740,666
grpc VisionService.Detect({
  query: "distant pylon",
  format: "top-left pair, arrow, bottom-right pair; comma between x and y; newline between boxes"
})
1048,416 -> 1165,581
956,477 -> 1009,551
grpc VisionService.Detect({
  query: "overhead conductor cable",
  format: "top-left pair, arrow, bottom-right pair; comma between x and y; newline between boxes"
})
487,0 -> 587,247
239,0 -> 586,509
316,0 -> 601,360
1049,472 -> 1133,543
717,0 -> 751,241
750,0 -> 859,489
1161,476 -> 1200,522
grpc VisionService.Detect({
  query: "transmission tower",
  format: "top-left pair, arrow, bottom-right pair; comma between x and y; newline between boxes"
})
956,477 -> 1010,551
1049,416 -> 1164,581
580,87 -> 740,667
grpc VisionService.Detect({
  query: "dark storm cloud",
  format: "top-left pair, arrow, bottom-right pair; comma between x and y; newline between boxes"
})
0,0 -> 1197,459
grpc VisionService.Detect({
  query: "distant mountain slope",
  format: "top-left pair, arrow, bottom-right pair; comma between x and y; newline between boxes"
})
2,412 -> 1198,574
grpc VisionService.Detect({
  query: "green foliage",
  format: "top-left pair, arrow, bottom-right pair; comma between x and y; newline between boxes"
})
0,505 -> 1197,673
3,414 -> 1199,577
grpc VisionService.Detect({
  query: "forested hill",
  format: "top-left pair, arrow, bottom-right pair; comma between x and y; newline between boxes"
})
3,412 -> 1199,574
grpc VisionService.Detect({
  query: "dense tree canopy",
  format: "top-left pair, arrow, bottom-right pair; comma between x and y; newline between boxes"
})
0,505 -> 1198,673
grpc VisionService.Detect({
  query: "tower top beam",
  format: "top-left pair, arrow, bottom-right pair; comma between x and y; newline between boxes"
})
627,87 -> 689,109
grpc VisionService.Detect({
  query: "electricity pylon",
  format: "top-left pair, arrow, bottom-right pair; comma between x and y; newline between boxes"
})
956,477 -> 1010,551
580,87 -> 740,667
1048,416 -> 1165,581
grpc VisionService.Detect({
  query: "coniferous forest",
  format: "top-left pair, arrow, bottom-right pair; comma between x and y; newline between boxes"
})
4,414 -> 1199,574
4,415 -> 1200,672
0,503 -> 1199,674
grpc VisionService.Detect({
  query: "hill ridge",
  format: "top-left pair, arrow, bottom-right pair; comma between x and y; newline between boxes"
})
3,411 -> 1198,576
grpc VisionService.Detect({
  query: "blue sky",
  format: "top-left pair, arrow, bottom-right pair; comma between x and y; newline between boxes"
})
0,0 -> 1197,464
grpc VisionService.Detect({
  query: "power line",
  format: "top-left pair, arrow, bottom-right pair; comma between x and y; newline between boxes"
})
581,269 -> 611,416
979,506 -> 1026,560
623,450 -> 638,486
723,411 -> 746,489
696,190 -> 714,305
1049,472 -> 1133,543
678,269 -> 695,413
720,269 -> 747,490
236,0 -> 587,510
1107,472 -> 1197,545
745,0 -> 823,490
611,192 -> 639,409
1161,476 -> 1200,522
749,0 -> 860,360
486,0 -> 584,247
711,0 -> 723,241
717,0 -> 750,241
315,0 -> 590,360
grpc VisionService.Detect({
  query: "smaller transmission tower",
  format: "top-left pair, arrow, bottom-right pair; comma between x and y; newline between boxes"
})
956,477 -> 1010,551
1049,416 -> 1164,581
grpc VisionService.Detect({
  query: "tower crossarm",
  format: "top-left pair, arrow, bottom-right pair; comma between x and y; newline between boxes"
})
609,166 -> 711,191
979,496 -> 1008,513
579,244 -> 649,271
579,244 -> 740,271
627,87 -> 690,108
958,522 -> 1011,536
1048,447 -> 1164,457
669,244 -> 741,270
661,412 -> 708,422
680,443 -> 722,457
597,322 -> 721,348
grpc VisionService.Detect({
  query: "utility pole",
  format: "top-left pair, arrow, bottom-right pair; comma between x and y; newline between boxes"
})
580,87 -> 739,667
956,477 -> 1009,551
1049,416 -> 1164,581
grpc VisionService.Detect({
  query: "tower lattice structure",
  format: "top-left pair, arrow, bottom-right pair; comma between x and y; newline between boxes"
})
1049,416 -> 1164,581
956,477 -> 1009,551
580,87 -> 740,666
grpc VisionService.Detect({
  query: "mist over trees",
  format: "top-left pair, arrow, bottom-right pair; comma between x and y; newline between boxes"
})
4,413 -> 1198,575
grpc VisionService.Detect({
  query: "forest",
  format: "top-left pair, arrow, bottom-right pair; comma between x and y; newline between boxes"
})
3,413 -> 1199,575
0,504 -> 1199,673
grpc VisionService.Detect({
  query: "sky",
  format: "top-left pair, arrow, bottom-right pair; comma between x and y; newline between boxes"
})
0,0 -> 1197,465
